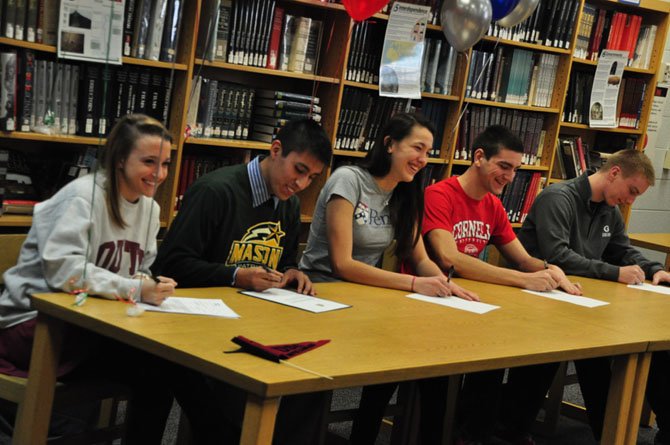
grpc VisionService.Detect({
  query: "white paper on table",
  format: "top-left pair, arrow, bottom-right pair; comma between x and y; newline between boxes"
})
240,288 -> 351,313
522,290 -> 609,308
628,283 -> 670,296
406,293 -> 500,314
137,297 -> 240,318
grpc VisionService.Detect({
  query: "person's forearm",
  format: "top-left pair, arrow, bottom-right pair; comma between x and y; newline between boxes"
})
334,259 -> 414,291
434,251 -> 527,287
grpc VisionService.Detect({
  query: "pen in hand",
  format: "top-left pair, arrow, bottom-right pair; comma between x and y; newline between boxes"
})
447,266 -> 455,283
262,265 -> 284,282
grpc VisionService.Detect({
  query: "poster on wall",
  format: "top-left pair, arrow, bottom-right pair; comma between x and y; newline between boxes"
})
589,50 -> 628,128
379,2 -> 431,98
58,0 -> 125,64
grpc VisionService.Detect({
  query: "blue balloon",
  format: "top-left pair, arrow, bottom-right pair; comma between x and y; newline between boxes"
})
490,0 -> 519,21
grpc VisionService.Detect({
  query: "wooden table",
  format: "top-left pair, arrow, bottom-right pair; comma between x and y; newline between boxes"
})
14,280 -> 656,444
629,233 -> 670,270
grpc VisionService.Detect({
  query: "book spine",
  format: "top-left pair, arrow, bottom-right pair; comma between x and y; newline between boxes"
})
18,49 -> 34,132
123,0 -> 137,56
266,6 -> 284,69
215,0 -> 232,61
26,0 -> 38,42
0,52 -> 17,131
160,0 -> 183,62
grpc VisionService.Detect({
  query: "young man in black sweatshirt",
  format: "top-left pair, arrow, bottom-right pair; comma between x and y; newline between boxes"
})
517,148 -> 670,444
153,119 -> 332,445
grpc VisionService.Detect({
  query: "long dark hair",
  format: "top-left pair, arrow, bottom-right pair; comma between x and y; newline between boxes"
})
101,114 -> 172,228
361,113 -> 435,260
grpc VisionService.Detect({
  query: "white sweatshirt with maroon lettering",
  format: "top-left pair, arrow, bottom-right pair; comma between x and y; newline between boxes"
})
0,173 -> 159,328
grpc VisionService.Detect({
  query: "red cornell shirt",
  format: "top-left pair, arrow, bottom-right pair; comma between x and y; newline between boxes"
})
423,176 -> 516,258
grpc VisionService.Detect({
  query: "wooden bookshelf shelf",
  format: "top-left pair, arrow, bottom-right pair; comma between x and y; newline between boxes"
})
520,164 -> 550,171
0,215 -> 32,227
121,57 -> 188,71
343,80 -> 379,91
560,122 -> 644,134
333,150 -> 367,158
300,214 -> 313,223
449,159 -> 547,170
0,37 -> 56,53
0,38 -> 188,71
464,98 -> 560,114
185,138 -> 271,150
571,57 -> 655,74
0,131 -> 106,145
195,59 -> 340,84
480,35 -> 572,55
288,0 -> 347,11
421,92 -> 460,102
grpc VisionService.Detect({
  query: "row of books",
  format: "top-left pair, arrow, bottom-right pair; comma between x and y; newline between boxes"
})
336,88 -> 373,151
576,4 -> 657,69
0,49 -> 173,136
500,171 -> 543,224
186,77 -> 322,142
123,0 -> 184,62
338,94 -> 408,153
345,20 -> 383,85
411,99 -> 445,158
0,146 -> 98,214
456,106 -> 546,166
175,153 -> 236,210
485,0 -> 580,50
616,77 -> 647,129
466,47 -> 558,108
251,92 -> 321,143
563,71 -> 594,125
1,0 -> 57,44
420,37 -> 457,96
197,0 -> 323,75
187,77 -> 255,140
553,136 -> 591,180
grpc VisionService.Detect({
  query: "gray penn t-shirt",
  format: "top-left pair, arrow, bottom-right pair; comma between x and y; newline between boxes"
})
300,165 -> 394,278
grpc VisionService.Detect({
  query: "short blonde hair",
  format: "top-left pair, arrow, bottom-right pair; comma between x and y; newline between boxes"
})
601,149 -> 655,185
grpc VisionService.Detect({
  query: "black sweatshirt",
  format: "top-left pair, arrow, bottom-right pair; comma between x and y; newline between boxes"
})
153,163 -> 300,287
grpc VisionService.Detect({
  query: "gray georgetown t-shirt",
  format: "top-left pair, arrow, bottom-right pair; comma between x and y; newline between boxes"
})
300,165 -> 394,279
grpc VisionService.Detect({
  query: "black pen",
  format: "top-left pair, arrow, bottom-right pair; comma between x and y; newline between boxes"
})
150,275 -> 162,284
447,266 -> 455,283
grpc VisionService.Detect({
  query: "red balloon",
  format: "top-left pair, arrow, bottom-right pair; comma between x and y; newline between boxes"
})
342,0 -> 390,21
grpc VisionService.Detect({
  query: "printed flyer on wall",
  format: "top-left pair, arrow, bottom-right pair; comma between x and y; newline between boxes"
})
379,2 -> 431,99
589,49 -> 628,128
58,0 -> 125,64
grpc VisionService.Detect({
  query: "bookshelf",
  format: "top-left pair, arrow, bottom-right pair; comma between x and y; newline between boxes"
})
0,0 -> 668,235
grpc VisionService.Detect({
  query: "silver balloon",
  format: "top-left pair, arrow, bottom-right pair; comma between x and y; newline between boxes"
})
497,0 -> 540,28
440,0 -> 492,52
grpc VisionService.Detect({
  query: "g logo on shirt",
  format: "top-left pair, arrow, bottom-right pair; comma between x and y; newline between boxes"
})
602,225 -> 611,238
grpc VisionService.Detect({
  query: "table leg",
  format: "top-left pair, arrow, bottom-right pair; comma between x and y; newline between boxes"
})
13,313 -> 64,444
625,352 -> 652,444
601,354 -> 639,445
241,393 -> 280,445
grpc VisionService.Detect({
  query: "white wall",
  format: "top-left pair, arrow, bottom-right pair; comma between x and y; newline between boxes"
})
628,11 -> 670,264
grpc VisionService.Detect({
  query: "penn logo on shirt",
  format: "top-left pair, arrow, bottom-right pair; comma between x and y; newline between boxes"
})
226,222 -> 285,269
353,201 -> 390,226
602,225 -> 611,238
